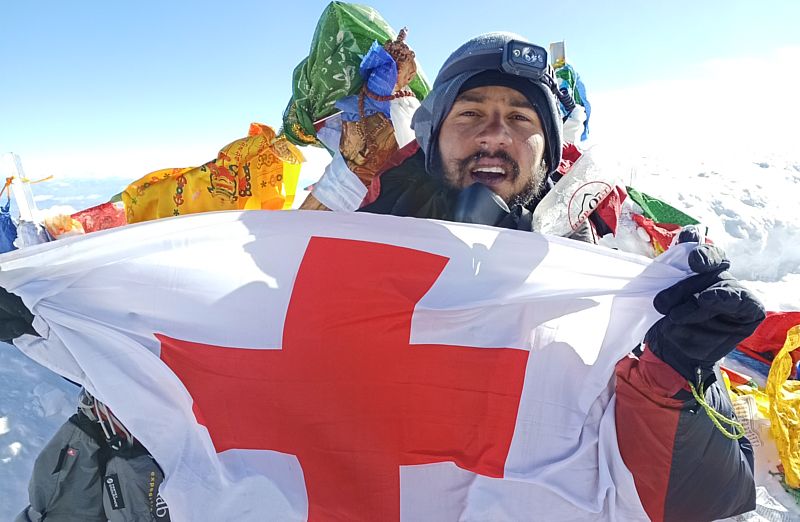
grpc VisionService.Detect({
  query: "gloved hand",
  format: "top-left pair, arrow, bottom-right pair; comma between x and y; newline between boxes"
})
645,243 -> 766,384
0,287 -> 36,342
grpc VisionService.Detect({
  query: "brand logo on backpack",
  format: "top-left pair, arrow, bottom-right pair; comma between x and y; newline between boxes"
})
105,474 -> 126,510
567,180 -> 612,231
155,494 -> 171,520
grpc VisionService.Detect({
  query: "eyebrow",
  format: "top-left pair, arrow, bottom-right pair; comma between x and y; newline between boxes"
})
454,91 -> 486,104
454,91 -> 536,111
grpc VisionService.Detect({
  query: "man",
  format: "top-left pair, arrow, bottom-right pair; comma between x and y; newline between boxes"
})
357,32 -> 764,521
359,34 -> 597,241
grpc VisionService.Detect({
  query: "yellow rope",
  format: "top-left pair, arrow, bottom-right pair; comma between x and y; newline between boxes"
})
0,177 -> 13,199
0,174 -> 53,199
20,175 -> 54,184
689,381 -> 746,440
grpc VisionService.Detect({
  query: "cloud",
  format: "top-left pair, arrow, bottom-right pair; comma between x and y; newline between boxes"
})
13,135 -> 334,189
14,142 -> 223,181
589,46 -> 800,162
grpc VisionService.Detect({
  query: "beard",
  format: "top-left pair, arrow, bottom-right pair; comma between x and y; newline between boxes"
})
444,149 -> 549,208
509,165 -> 548,208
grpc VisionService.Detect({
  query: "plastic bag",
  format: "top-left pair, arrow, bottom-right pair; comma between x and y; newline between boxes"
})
0,197 -> 18,253
532,145 -> 618,237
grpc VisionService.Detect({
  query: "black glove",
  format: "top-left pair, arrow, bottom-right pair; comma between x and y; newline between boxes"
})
645,243 -> 766,385
0,287 -> 36,342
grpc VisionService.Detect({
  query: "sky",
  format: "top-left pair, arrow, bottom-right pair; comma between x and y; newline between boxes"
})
1,0 -> 799,184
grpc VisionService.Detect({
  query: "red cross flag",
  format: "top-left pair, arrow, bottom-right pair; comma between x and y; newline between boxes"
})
4,211 -> 692,521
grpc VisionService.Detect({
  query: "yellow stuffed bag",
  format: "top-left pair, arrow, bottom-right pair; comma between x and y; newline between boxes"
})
767,325 -> 800,487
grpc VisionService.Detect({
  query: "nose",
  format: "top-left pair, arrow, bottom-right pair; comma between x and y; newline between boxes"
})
476,112 -> 511,150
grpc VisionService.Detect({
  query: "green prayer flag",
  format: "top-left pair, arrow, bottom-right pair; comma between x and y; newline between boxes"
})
282,2 -> 430,147
626,186 -> 700,226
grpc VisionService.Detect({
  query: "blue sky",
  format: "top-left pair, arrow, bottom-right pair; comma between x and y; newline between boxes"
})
1,0 -> 799,182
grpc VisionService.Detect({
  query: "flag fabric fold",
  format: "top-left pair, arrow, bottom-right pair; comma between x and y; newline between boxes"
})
2,210 -> 692,521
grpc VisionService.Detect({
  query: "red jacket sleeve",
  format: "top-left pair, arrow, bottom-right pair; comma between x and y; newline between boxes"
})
615,350 -> 755,522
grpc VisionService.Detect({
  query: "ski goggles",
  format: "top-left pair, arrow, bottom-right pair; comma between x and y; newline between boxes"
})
436,40 -> 550,86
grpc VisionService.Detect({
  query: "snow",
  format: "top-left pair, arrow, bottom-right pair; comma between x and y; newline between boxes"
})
592,148 -> 800,312
622,152 -> 800,286
0,339 -> 78,517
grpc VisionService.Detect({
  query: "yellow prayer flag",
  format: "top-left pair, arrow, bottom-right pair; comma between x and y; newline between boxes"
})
766,325 -> 800,488
122,124 -> 304,223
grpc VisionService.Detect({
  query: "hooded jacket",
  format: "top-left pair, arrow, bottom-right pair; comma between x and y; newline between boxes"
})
359,32 -> 756,518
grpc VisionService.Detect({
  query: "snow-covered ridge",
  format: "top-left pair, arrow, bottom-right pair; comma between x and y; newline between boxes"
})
625,153 -> 800,285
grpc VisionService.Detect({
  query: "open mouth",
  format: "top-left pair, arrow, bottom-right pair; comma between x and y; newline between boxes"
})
470,165 -> 509,186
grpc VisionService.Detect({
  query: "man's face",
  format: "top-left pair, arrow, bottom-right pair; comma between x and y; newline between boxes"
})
437,85 -> 547,205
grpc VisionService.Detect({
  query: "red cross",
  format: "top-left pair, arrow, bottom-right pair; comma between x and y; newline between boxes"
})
160,237 -> 529,521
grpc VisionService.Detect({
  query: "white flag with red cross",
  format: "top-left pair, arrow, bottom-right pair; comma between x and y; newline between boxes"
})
3,210 -> 691,521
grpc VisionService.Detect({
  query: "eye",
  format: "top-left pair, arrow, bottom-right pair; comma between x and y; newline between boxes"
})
458,110 -> 480,117
510,113 -> 532,122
